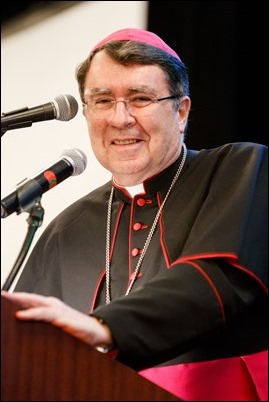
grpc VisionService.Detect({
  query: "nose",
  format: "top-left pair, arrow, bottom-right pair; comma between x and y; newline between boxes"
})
107,101 -> 136,127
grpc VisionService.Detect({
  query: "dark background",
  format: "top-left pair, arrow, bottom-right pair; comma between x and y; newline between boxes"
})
148,1 -> 268,149
2,1 -> 268,149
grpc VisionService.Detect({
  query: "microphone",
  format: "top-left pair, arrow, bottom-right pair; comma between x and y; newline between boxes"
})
1,148 -> 87,218
1,94 -> 79,133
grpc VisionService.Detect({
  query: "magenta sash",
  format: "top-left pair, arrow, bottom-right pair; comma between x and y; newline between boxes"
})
139,350 -> 268,401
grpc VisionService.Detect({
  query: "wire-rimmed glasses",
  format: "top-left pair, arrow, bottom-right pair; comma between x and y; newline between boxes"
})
82,94 -> 181,117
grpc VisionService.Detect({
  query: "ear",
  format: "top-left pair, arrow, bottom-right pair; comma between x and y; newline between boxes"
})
178,96 -> 191,132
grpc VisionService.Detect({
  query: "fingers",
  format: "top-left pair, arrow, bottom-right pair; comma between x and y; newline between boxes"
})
1,290 -> 112,348
1,290 -> 64,322
2,290 -> 60,307
15,306 -> 55,322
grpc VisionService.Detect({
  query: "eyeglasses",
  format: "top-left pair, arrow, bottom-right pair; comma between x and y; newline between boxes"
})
82,94 -> 181,117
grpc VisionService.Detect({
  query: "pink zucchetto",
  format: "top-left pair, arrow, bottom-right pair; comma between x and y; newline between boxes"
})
91,28 -> 181,60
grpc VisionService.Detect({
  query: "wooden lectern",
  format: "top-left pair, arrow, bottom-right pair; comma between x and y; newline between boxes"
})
1,296 -> 180,401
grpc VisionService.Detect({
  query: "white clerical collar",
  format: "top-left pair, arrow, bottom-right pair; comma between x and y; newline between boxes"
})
112,178 -> 145,198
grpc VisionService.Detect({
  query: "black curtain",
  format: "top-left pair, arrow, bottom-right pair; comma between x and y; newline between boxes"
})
147,1 -> 268,149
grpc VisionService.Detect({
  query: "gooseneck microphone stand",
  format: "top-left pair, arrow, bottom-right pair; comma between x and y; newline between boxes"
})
1,196 -> 44,291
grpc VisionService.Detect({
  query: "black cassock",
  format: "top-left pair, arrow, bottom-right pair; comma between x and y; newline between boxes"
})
15,142 -> 268,400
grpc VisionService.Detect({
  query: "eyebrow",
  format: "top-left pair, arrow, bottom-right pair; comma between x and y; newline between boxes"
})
84,85 -> 157,97
84,88 -> 113,96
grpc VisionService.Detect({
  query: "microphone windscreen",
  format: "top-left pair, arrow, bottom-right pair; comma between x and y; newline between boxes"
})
53,94 -> 79,121
61,148 -> 88,176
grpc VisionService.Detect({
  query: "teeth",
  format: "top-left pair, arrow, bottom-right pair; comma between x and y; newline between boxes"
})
113,139 -> 137,145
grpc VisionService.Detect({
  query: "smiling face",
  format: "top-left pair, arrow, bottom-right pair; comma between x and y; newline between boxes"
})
83,51 -> 191,186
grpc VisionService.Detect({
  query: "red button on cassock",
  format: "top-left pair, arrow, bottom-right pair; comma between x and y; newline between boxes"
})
133,222 -> 142,231
137,198 -> 146,206
131,248 -> 140,257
